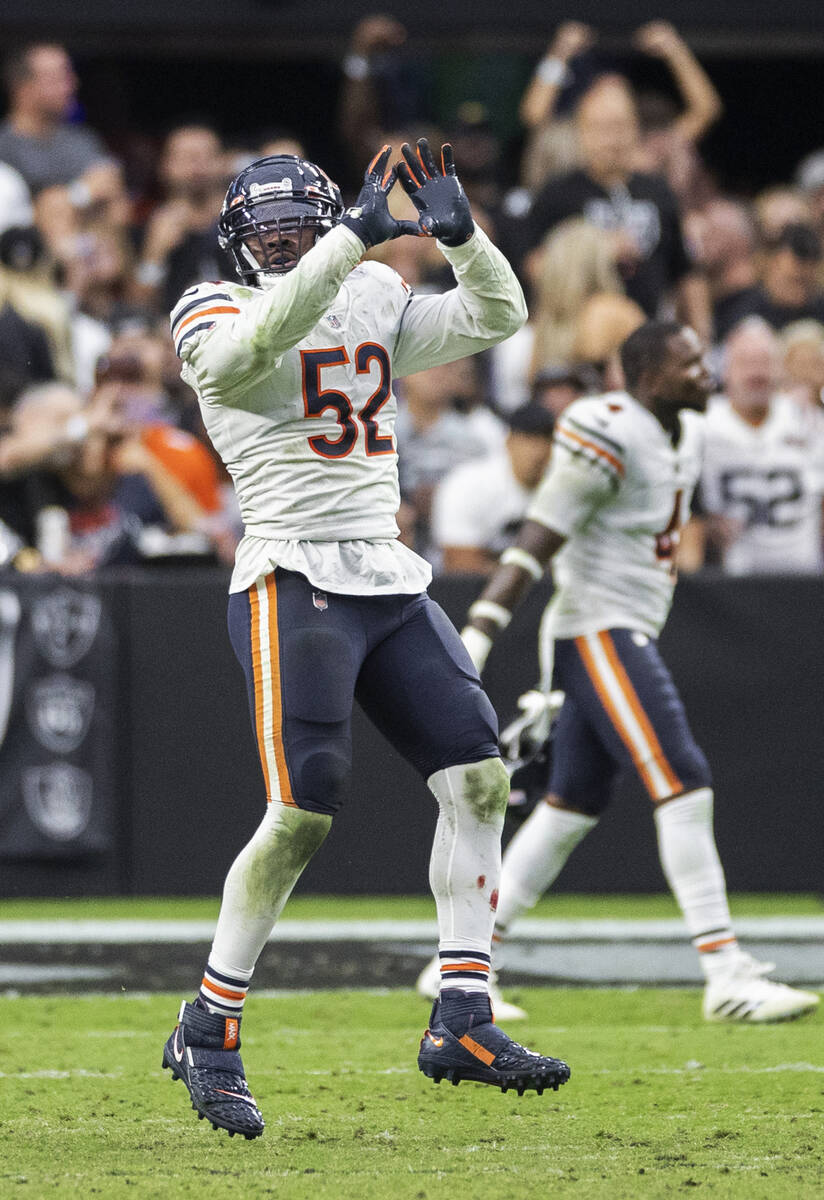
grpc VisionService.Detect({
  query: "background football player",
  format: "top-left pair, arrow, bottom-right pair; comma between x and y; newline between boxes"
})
419,320 -> 819,1026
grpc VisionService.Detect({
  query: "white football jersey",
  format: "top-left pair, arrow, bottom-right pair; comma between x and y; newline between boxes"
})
171,223 -> 526,594
527,391 -> 704,640
699,394 -> 824,575
432,450 -> 532,557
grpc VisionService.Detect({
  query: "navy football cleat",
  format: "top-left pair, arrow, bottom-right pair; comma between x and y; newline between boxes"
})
418,991 -> 570,1095
162,1000 -> 264,1138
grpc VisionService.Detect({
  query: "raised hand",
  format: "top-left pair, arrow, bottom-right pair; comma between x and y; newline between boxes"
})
396,138 -> 474,247
340,145 -> 419,249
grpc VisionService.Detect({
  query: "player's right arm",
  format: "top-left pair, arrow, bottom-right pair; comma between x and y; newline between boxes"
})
462,403 -> 622,671
172,146 -> 415,399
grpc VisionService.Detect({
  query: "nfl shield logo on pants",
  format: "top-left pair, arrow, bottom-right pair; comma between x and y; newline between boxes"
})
312,591 -> 328,612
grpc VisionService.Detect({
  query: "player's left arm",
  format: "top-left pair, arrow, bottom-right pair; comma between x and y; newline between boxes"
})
391,140 -> 528,379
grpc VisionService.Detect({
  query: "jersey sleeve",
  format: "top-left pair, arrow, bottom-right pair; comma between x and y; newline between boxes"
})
527,403 -> 625,536
552,406 -> 626,489
170,223 -> 366,401
392,227 -> 527,379
170,284 -> 242,358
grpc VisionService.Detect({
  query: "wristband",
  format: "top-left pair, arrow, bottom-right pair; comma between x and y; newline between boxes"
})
468,599 -> 512,630
535,57 -> 569,87
461,625 -> 493,673
343,53 -> 370,80
500,546 -> 544,581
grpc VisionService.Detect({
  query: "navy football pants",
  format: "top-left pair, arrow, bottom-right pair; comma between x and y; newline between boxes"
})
548,628 -> 711,814
227,568 -> 500,815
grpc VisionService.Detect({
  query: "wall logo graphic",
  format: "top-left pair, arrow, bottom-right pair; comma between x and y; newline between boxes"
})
22,764 -> 93,841
26,675 -> 95,753
31,588 -> 101,668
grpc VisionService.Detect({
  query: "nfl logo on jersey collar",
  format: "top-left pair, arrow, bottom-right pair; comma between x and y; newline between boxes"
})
326,314 -> 342,330
313,591 -> 328,611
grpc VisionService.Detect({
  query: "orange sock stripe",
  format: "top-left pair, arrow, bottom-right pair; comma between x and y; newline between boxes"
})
597,632 -> 682,795
249,584 -> 272,800
440,962 -> 491,974
697,936 -> 737,954
202,978 -> 247,1001
459,1035 -> 495,1066
264,575 -> 295,806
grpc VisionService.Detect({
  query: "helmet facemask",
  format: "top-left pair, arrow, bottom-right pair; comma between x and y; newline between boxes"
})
232,204 -> 335,282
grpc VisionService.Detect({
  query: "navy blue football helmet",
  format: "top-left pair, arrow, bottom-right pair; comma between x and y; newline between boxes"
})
218,155 -> 343,283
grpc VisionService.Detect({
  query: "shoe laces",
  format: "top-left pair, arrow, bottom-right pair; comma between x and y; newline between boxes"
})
494,1036 -> 546,1069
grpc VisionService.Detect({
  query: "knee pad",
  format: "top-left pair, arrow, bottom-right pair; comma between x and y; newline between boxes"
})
292,747 -> 351,816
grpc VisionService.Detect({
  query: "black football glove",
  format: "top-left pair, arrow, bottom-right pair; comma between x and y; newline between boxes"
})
340,145 -> 419,249
396,138 -> 474,247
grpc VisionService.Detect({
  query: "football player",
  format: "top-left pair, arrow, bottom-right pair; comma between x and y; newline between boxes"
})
696,317 -> 824,575
161,141 -> 569,1139
418,320 -> 820,1025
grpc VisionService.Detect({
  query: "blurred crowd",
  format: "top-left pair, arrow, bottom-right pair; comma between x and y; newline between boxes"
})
1,23 -> 824,579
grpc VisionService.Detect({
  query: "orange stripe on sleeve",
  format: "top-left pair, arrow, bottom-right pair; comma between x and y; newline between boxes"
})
265,576 -> 296,807
597,632 -> 682,796
556,425 -> 624,476
175,305 -> 240,334
249,584 -> 272,801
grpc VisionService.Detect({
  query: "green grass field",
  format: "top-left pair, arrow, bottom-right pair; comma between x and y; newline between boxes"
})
2,891 -> 822,922
1,896 -> 821,1197
2,988 -> 822,1198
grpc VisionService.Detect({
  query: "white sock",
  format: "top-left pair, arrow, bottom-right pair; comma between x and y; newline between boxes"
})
653,788 -> 739,979
427,759 -> 508,995
208,803 -> 331,979
495,803 -> 597,935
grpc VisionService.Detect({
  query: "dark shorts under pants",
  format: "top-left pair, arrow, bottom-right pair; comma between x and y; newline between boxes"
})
548,628 -> 711,814
227,567 -> 500,815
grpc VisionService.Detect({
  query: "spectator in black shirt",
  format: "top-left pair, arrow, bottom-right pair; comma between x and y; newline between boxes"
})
717,223 -> 824,340
523,75 -> 710,339
133,124 -> 233,315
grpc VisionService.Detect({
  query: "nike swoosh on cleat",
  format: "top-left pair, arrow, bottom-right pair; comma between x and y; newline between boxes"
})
215,1089 -> 257,1105
426,1033 -> 444,1047
173,1026 -> 184,1063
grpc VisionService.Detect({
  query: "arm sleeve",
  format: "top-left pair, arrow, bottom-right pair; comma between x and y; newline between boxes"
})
526,442 -> 616,537
173,224 -> 366,402
392,227 -> 528,380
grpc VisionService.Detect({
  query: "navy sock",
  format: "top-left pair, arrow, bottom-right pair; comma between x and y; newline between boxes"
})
436,988 -> 493,1036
